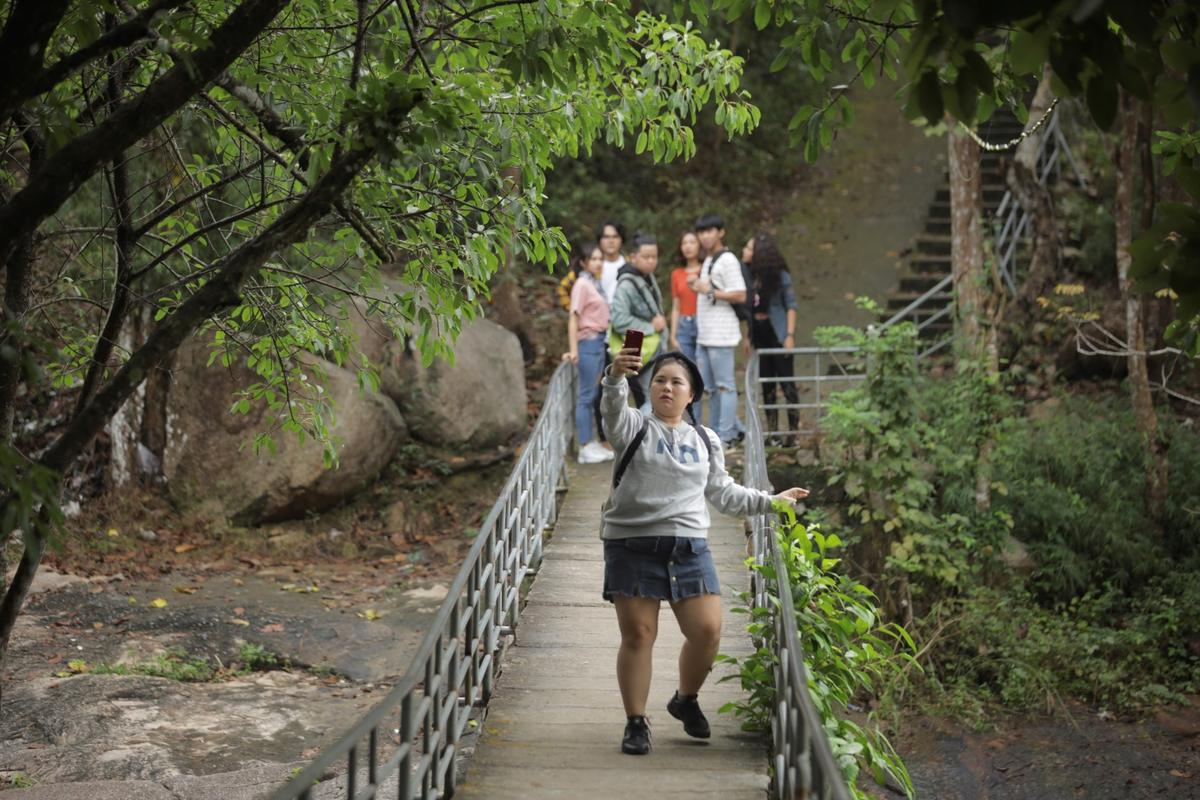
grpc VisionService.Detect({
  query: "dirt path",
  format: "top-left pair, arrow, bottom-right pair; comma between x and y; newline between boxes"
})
888,706 -> 1200,799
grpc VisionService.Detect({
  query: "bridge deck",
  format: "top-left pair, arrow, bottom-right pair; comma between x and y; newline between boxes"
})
455,460 -> 768,799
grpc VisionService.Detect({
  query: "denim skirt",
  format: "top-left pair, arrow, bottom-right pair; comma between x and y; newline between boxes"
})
602,536 -> 721,603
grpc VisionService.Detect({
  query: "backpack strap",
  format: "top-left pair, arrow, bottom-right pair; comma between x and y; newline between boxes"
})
611,416 -> 650,489
691,421 -> 712,459
612,419 -> 712,490
616,272 -> 663,319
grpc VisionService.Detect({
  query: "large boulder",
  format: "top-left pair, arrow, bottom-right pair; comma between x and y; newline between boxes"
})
389,317 -> 527,447
163,337 -> 407,523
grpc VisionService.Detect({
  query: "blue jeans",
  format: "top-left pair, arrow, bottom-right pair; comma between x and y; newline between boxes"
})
696,344 -> 740,444
675,316 -> 700,422
575,335 -> 606,446
675,316 -> 698,362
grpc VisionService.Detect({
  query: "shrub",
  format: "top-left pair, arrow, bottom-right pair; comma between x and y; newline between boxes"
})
720,512 -> 916,799
990,394 -> 1200,601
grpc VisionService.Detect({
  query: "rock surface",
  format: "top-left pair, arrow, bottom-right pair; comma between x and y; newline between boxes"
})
388,318 -> 527,447
163,337 -> 407,523
1,571 -> 454,797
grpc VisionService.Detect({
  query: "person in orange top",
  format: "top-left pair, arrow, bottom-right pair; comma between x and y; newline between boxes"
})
669,230 -> 704,421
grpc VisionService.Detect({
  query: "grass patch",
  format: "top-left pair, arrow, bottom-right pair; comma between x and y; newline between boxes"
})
60,643 -> 294,683
87,648 -> 216,682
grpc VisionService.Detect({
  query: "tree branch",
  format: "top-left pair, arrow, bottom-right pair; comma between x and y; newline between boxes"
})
0,0 -> 292,269
27,0 -> 192,101
201,86 -> 393,261
0,0 -> 72,123
75,44 -> 138,416
39,92 -> 420,476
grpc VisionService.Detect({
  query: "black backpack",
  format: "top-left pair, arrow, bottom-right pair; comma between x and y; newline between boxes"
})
708,249 -> 754,323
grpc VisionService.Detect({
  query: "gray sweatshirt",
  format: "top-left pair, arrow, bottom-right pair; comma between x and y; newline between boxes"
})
599,374 -> 773,539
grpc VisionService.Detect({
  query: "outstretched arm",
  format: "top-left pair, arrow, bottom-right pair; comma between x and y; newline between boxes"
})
600,346 -> 645,449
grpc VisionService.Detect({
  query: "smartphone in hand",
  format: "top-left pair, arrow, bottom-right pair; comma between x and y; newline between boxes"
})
622,329 -> 644,354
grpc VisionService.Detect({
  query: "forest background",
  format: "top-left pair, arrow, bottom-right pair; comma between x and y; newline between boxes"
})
0,0 -> 1199,795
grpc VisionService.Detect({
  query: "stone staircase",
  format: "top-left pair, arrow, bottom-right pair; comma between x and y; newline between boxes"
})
882,109 -> 1028,345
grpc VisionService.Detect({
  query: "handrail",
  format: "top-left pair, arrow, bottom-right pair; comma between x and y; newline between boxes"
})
879,107 -> 1072,359
270,361 -> 576,800
754,345 -> 865,436
745,356 -> 853,800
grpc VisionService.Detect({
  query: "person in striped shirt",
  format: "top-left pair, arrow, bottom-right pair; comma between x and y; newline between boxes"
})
691,213 -> 746,448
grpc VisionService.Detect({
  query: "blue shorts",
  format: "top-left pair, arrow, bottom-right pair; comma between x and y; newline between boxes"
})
602,536 -> 721,603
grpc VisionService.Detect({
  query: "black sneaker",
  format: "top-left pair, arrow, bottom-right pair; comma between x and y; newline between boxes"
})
621,715 -> 651,755
667,691 -> 711,739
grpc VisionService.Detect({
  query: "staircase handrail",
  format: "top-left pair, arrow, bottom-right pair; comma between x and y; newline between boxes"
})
880,107 -> 1073,358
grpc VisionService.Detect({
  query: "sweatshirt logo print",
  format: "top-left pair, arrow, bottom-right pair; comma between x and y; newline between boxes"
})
657,438 -> 701,464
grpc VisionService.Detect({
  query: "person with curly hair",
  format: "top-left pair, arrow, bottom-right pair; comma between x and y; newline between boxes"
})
743,232 -> 800,445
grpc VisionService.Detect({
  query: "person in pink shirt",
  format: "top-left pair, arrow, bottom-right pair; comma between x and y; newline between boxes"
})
563,244 -> 615,464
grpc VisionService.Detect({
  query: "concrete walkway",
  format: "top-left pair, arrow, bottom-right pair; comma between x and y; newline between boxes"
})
456,460 -> 769,799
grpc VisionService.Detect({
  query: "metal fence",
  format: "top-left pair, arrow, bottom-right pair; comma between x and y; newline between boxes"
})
269,361 -> 576,800
744,356 -> 853,800
755,345 -> 865,437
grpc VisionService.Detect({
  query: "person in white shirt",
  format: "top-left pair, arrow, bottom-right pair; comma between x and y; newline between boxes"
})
691,212 -> 746,448
595,219 -> 627,302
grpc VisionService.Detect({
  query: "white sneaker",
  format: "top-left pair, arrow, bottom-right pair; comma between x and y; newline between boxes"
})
578,441 -> 614,464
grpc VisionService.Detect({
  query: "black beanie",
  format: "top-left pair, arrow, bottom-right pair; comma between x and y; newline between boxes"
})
645,350 -> 705,400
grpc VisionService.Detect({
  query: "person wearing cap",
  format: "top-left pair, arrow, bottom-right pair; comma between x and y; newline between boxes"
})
599,347 -> 810,756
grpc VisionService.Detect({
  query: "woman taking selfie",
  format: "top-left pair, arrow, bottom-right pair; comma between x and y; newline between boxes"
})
599,347 -> 809,755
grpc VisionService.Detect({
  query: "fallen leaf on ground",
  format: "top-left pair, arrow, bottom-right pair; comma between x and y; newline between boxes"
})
106,528 -> 120,538
1171,770 -> 1193,779
174,543 -> 197,554
229,619 -> 250,627
150,598 -> 168,608
260,623 -> 285,633
358,609 -> 382,621
173,585 -> 197,594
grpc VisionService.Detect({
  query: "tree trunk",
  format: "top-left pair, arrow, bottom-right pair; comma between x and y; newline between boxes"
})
1001,70 -> 1060,363
949,125 -> 985,360
1115,90 -> 1168,526
949,123 -> 997,511
0,109 -> 418,705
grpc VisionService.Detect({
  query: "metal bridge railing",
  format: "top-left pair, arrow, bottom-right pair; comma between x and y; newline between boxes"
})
270,361 -> 576,800
744,356 -> 853,800
754,345 -> 865,438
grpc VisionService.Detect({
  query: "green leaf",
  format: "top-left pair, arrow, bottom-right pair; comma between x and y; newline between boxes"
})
916,70 -> 944,126
1009,27 -> 1048,76
961,49 -> 994,95
1086,74 -> 1118,130
1177,167 -> 1200,203
754,0 -> 771,30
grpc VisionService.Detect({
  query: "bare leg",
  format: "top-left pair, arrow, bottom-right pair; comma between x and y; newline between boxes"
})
614,595 -> 661,716
669,593 -> 723,695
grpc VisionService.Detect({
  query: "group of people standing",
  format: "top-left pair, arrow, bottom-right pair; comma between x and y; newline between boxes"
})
562,213 -> 802,460
559,213 -> 809,757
